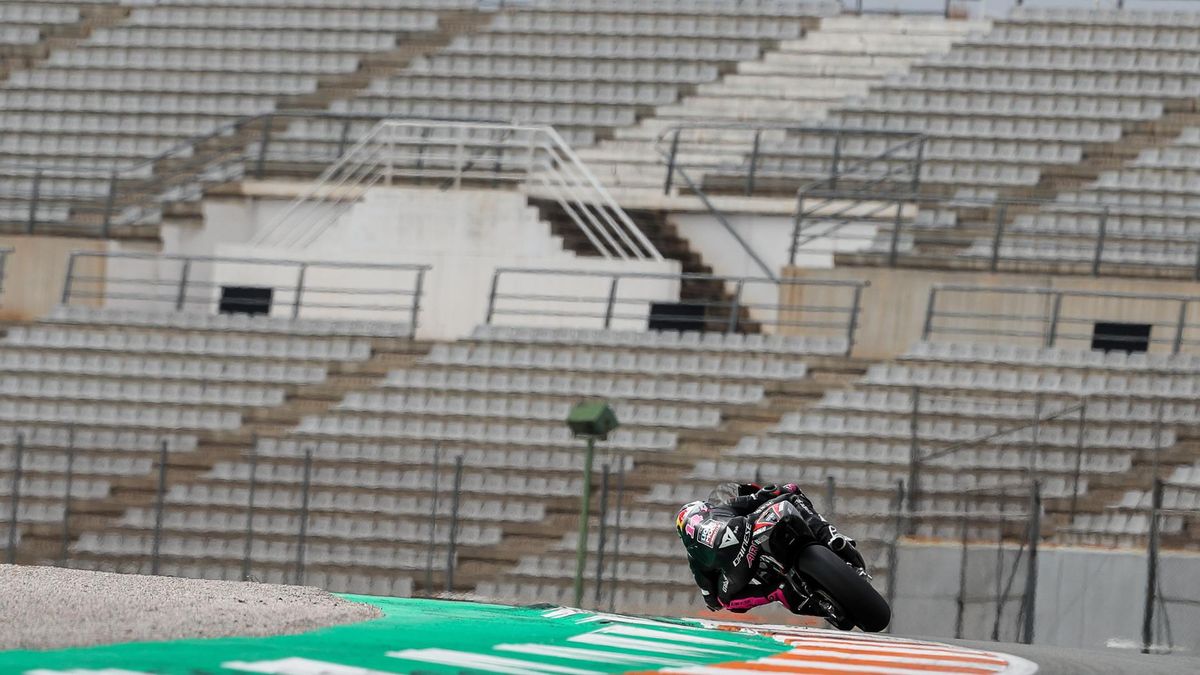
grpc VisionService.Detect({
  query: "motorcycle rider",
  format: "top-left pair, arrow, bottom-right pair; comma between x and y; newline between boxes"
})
675,482 -> 867,614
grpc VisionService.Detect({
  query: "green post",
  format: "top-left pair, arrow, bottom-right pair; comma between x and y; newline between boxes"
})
565,401 -> 619,609
573,436 -> 596,607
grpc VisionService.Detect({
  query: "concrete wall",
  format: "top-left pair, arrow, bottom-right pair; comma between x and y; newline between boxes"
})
784,266 -> 1200,360
668,213 -> 876,333
891,541 -> 1200,653
213,185 -> 680,339
0,235 -> 112,321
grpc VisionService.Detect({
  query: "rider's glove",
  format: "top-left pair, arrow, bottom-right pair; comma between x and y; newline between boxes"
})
828,533 -> 867,572
702,592 -> 721,611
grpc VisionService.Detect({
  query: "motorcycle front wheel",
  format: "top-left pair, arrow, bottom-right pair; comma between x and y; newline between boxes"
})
793,545 -> 891,632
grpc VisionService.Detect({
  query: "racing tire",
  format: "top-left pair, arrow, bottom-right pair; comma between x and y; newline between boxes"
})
793,544 -> 891,633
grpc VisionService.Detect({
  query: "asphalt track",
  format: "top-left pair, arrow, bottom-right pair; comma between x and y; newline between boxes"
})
952,638 -> 1200,675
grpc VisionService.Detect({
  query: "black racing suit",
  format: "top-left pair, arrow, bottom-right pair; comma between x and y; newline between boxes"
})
678,483 -> 859,613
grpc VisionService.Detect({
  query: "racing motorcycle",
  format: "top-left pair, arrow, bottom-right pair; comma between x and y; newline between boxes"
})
751,497 -> 891,632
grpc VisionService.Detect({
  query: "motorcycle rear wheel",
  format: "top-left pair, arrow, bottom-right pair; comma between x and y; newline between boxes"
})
793,545 -> 891,632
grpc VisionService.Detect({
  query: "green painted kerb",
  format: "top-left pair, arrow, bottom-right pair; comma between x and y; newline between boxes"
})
0,597 -> 789,674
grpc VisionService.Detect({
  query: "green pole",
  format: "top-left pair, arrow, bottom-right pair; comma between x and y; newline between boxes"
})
573,436 -> 596,607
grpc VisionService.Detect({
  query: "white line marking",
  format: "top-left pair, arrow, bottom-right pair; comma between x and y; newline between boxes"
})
222,658 -> 399,675
387,648 -> 601,675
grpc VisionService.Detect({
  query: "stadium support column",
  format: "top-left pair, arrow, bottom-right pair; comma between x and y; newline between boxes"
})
573,436 -> 596,608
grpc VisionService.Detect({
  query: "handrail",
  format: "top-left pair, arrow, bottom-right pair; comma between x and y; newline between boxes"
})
921,283 -> 1200,354
484,267 -> 869,352
788,187 -> 1200,279
60,250 -> 431,330
665,162 -> 778,281
254,119 -> 662,261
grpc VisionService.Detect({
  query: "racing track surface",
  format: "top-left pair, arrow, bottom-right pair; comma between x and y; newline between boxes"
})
3,567 -> 1200,674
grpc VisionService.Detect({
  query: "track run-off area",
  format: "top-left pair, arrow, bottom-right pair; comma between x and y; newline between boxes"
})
2,596 -> 1039,675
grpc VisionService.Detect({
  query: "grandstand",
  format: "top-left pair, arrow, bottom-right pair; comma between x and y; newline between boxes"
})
1,0 -> 1199,653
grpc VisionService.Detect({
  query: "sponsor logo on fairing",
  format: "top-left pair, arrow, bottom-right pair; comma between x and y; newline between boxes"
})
719,527 -> 739,548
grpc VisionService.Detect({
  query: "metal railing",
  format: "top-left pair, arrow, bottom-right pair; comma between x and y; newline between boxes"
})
60,250 -> 429,330
922,284 -> 1200,355
786,189 -> 1200,278
659,124 -> 926,200
252,120 -> 662,261
1140,478 -> 1200,654
483,267 -> 869,352
0,431 -> 478,596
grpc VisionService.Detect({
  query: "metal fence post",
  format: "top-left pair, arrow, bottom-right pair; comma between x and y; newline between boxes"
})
336,118 -> 353,159
788,195 -> 804,267
60,253 -> 78,305
291,264 -> 308,320
1142,478 -> 1164,654
594,464 -> 610,607
294,447 -> 313,586
175,260 -> 192,312
6,433 -> 24,564
726,280 -> 744,334
824,475 -> 836,520
911,136 -> 925,196
150,440 -> 169,576
59,430 -> 76,567
26,170 -> 42,234
1092,208 -> 1109,277
990,204 -> 1007,273
830,130 -> 843,191
241,438 -> 258,581
1192,233 -> 1200,281
1044,292 -> 1063,349
445,455 -> 464,593
885,479 -> 905,630
845,284 -> 863,357
409,268 -> 426,338
663,128 -> 681,195
603,277 -> 619,329
907,387 -> 921,518
921,287 -> 938,341
425,443 -> 441,595
608,455 -> 626,613
954,511 -> 969,639
484,271 -> 501,325
1029,394 -> 1043,477
888,196 -> 904,267
101,171 -> 119,238
255,115 -> 274,178
746,130 -> 762,196
1021,481 -> 1041,645
1069,399 -> 1087,523
1173,300 -> 1188,355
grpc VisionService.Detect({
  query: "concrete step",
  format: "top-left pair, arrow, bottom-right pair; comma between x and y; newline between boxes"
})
698,77 -> 871,100
759,51 -> 916,70
818,15 -> 990,34
784,33 -> 967,55
654,97 -> 834,120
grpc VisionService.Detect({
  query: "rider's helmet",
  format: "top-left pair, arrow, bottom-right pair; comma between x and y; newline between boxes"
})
675,500 -> 709,542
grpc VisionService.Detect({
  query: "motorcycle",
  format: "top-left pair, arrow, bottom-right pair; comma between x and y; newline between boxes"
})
751,498 -> 891,633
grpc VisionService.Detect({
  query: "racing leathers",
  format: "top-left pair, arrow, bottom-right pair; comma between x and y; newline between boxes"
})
675,482 -> 866,613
